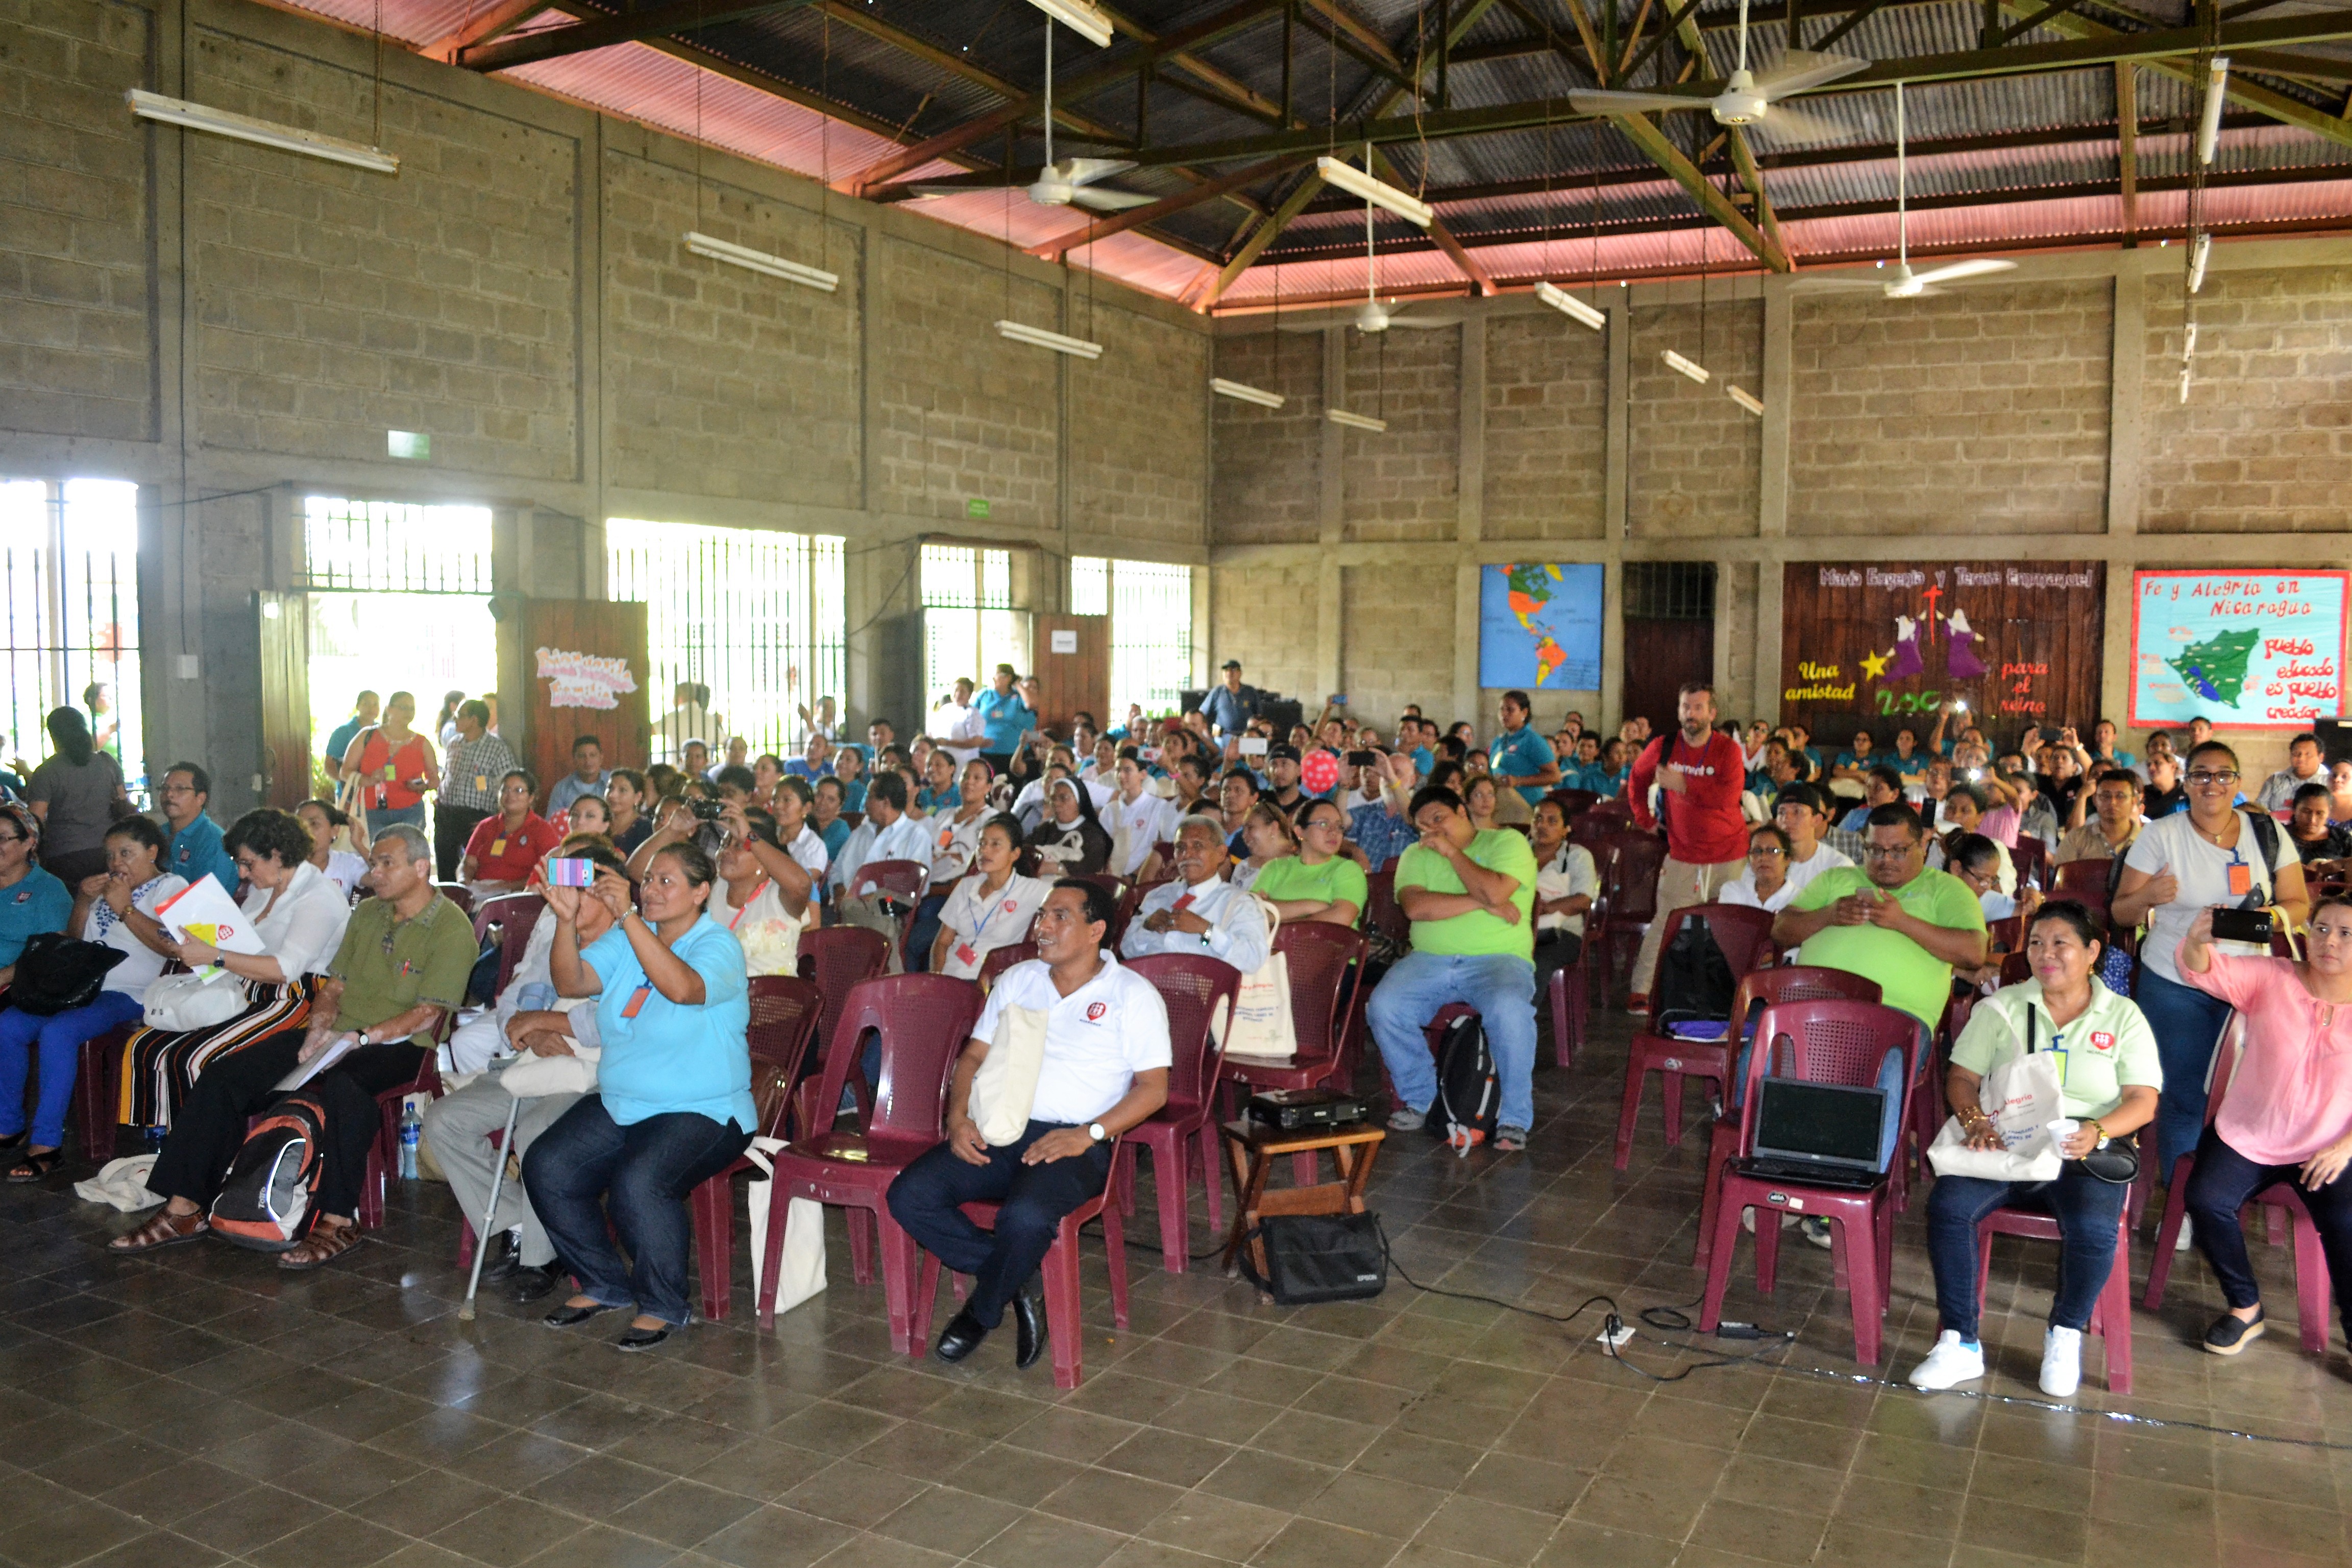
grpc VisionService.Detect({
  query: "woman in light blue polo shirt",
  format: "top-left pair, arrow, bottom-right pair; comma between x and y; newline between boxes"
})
525,839 -> 752,1350
0,805 -> 71,985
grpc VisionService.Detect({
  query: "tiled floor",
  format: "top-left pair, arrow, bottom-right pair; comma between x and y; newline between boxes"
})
6,1010 -> 2351,1568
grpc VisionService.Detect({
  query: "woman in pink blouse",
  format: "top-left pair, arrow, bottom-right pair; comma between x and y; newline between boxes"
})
2178,897 -> 2352,1356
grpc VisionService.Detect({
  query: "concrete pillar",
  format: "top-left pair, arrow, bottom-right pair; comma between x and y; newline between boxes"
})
1453,317 -> 1486,721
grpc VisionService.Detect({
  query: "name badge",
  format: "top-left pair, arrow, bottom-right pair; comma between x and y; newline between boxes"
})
621,984 -> 653,1018
475,775 -> 488,792
2228,863 -> 2253,897
488,838 -> 507,857
382,764 -> 398,781
955,943 -> 978,967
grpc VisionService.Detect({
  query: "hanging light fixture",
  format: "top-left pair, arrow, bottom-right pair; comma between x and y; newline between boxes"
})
1661,349 -> 1710,384
1534,281 -> 1607,331
1326,407 -> 1388,431
127,88 -> 397,173
996,320 -> 1104,358
1211,378 -> 1285,407
1314,155 -> 1435,228
2198,57 -> 2231,164
686,232 -> 839,292
1725,385 -> 1764,415
1023,0 -> 1113,47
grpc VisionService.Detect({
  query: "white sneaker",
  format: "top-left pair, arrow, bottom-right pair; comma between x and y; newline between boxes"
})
2040,1326 -> 2084,1398
1906,1330 -> 1986,1391
2175,1215 -> 2195,1253
1800,1216 -> 1833,1250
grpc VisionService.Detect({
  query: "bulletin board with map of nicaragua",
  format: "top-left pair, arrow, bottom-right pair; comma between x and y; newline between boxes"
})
2129,570 -> 2347,728
1478,564 -> 1604,691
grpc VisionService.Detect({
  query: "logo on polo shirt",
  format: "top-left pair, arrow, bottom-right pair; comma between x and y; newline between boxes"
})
1086,1001 -> 1108,1022
2090,1031 -> 2116,1054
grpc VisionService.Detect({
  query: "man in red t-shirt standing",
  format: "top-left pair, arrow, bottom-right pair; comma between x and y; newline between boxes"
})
1624,682 -> 1751,1011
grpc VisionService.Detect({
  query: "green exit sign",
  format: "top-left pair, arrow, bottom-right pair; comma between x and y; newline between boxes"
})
966,498 -> 990,520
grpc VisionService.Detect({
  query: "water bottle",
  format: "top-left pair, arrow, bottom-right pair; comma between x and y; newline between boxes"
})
398,1099 -> 422,1180
517,982 -> 556,1014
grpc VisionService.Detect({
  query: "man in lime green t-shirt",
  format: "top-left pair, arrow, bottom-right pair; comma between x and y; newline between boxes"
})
1367,786 -> 1541,1151
1774,803 -> 1989,1029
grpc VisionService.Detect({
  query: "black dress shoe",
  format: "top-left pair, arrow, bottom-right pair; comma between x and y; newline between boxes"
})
934,1308 -> 989,1363
543,1301 -> 620,1329
479,1232 -> 524,1283
1012,1292 -> 1046,1371
509,1263 -> 566,1303
615,1323 -> 674,1352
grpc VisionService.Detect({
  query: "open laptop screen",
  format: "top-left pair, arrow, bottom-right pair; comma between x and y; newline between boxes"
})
1751,1078 -> 1885,1169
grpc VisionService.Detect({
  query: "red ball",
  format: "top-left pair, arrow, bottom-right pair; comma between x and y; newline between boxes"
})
1301,748 -> 1341,794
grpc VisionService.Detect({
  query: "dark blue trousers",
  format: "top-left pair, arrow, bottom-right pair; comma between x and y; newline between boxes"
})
887,1121 -> 1110,1329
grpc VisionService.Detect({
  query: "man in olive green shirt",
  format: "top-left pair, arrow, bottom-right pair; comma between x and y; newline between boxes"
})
1369,785 -> 1541,1150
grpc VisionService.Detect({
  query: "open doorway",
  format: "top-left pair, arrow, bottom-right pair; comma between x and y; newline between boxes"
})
305,593 -> 497,790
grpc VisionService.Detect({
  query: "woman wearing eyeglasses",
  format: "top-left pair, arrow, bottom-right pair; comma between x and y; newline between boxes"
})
2113,740 -> 2311,1193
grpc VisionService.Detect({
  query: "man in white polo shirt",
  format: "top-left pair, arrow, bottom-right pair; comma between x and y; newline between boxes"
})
889,880 -> 1171,1370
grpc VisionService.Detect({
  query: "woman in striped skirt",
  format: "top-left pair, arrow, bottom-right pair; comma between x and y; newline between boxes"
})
118,809 -> 354,1133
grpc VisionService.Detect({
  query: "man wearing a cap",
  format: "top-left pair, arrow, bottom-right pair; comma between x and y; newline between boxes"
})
1264,744 -> 1306,814
1200,661 -> 1257,739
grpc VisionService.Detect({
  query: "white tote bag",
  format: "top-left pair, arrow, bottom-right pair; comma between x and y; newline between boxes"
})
142,970 -> 250,1032
1215,896 -> 1295,1064
1926,1035 -> 2065,1183
968,1005 -> 1048,1146
743,1137 -> 826,1314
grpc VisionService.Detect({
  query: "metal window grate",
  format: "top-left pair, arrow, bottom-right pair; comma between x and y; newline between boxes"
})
0,479 -> 143,791
1069,556 -> 1109,617
607,520 -> 845,762
922,545 -> 1020,705
1107,558 -> 1194,719
301,496 -> 494,592
1625,561 -> 1716,621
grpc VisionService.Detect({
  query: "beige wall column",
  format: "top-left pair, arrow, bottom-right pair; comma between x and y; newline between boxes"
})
1753,277 -> 1794,720
1453,318 -> 1487,720
2103,261 -> 2147,726
1316,327 -> 1345,698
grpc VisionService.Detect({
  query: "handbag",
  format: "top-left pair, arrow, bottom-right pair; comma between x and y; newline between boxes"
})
142,969 -> 250,1032
11,933 -> 126,1016
1925,998 -> 2066,1183
1214,895 -> 1296,1064
968,1006 -> 1047,1146
497,1042 -> 599,1098
744,1137 -> 826,1314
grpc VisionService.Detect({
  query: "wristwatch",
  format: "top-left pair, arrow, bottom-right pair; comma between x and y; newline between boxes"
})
1086,1121 -> 1109,1143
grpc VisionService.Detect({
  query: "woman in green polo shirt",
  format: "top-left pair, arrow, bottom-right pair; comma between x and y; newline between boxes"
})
1251,798 -> 1366,927
1909,899 -> 2159,1400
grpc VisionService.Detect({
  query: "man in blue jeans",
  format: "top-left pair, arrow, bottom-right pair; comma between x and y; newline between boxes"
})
1368,785 -> 1540,1152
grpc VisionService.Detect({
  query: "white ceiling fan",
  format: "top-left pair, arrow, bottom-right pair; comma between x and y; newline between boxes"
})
1809,82 -> 2017,298
1279,166 -> 1463,335
911,17 -> 1156,212
1568,0 -> 1869,143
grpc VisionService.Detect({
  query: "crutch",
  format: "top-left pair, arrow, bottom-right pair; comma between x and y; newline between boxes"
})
457,1094 -> 524,1322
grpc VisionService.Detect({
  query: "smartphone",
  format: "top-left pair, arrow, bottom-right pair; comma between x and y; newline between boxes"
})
1954,700 -> 1968,713
1239,737 -> 1269,758
1348,750 -> 1376,767
547,857 -> 597,888
2211,907 -> 2275,945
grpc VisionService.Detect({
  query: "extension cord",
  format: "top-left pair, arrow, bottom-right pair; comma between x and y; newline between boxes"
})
1596,1316 -> 1634,1349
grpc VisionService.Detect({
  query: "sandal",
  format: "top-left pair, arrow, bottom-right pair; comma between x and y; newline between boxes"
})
7,1148 -> 63,1183
277,1217 -> 363,1270
110,1208 -> 210,1253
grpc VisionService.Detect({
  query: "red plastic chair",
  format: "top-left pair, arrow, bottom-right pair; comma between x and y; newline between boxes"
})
795,925 -> 888,1125
685,976 -> 826,1321
1973,1206 -> 2134,1392
1114,953 -> 1244,1272
1600,831 -> 1667,1002
1698,998 -> 1920,1364
2008,837 -> 2048,891
911,1139 -> 1132,1390
849,858 -> 929,957
474,893 -> 544,997
75,1023 -> 140,1162
755,974 -> 984,1351
979,941 -> 1039,991
435,883 -> 477,917
2049,859 -> 2113,919
1550,788 -> 1600,819
1361,867 -> 1408,953
362,1045 -> 445,1230
1547,934 -> 1597,1072
2143,1017 -> 2335,1351
1219,923 -> 1368,1185
1694,967 -> 1883,1267
1611,902 -> 1777,1169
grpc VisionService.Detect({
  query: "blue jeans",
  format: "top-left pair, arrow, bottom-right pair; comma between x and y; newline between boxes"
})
2184,1125 -> 2352,1335
521,1095 -> 750,1327
1926,1163 -> 2127,1340
887,1120 -> 1112,1329
1367,950 -> 1538,1131
369,802 -> 426,836
0,990 -> 146,1149
2135,967 -> 2234,1171
905,892 -> 950,973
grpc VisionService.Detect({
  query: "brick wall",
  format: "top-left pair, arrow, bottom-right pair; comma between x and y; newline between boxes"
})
871,239 -> 1063,528
187,25 -> 579,478
1789,280 -> 2112,537
1485,311 -> 1607,541
1628,299 -> 1761,538
1208,331 -> 1322,545
1070,303 -> 1208,549
0,0 -> 153,442
2141,264 -> 2352,533
1208,560 -> 1316,698
1341,563 -> 1456,720
1341,326 -> 1458,543
602,152 -> 863,507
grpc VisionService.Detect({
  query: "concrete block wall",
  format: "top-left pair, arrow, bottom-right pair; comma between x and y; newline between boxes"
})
1207,332 -> 1321,545
1070,303 -> 1210,550
2139,264 -> 2352,533
1340,327 -> 1457,543
1484,311 -> 1607,541
1340,563 -> 1455,722
1628,299 -> 1761,539
1788,281 -> 2112,536
1209,559 -> 1316,698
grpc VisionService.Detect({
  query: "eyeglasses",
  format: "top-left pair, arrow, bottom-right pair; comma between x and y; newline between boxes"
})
1863,843 -> 1917,859
2186,770 -> 2239,786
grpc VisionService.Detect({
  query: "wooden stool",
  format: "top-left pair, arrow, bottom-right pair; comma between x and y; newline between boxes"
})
1218,1117 -> 1385,1293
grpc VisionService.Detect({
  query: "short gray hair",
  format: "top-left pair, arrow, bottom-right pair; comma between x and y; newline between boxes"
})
1177,813 -> 1228,844
374,822 -> 430,864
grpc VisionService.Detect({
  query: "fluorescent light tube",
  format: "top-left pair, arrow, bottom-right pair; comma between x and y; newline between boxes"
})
1726,384 -> 1764,416
2198,57 -> 2230,164
685,232 -> 838,292
2188,232 -> 2212,293
126,88 -> 397,174
1314,156 -> 1435,229
1534,281 -> 1607,331
1326,408 -> 1388,432
1211,378 -> 1285,408
1024,0 -> 1114,46
1661,349 -> 1710,384
996,320 -> 1104,359
2179,365 -> 2193,403
2184,323 -> 2198,357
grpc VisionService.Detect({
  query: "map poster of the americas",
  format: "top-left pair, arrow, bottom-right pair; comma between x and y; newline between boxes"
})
1478,564 -> 1604,691
2130,570 -> 2349,728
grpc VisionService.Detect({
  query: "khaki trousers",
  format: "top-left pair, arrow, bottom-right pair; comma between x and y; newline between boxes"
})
1629,855 -> 1749,998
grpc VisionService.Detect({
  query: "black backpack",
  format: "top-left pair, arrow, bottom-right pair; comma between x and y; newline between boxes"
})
1427,1011 -> 1499,1154
1652,913 -> 1737,1036
210,1091 -> 330,1251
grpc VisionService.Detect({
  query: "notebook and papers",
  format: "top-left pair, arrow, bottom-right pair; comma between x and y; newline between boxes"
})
1734,1077 -> 1888,1191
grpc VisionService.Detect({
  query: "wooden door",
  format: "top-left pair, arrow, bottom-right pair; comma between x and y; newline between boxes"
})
1032,612 -> 1110,734
1621,617 -> 1714,738
256,590 -> 311,808
510,601 -> 652,801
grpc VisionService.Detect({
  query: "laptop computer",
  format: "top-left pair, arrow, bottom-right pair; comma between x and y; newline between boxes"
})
1734,1077 -> 1888,1191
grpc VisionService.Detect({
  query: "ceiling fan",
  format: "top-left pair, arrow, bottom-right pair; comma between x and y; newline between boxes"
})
1279,299 -> 1464,334
1808,82 -> 2017,298
1567,0 -> 1869,144
914,17 -> 1154,212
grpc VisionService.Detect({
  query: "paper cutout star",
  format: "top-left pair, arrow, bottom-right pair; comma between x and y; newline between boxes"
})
1858,648 -> 1891,681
